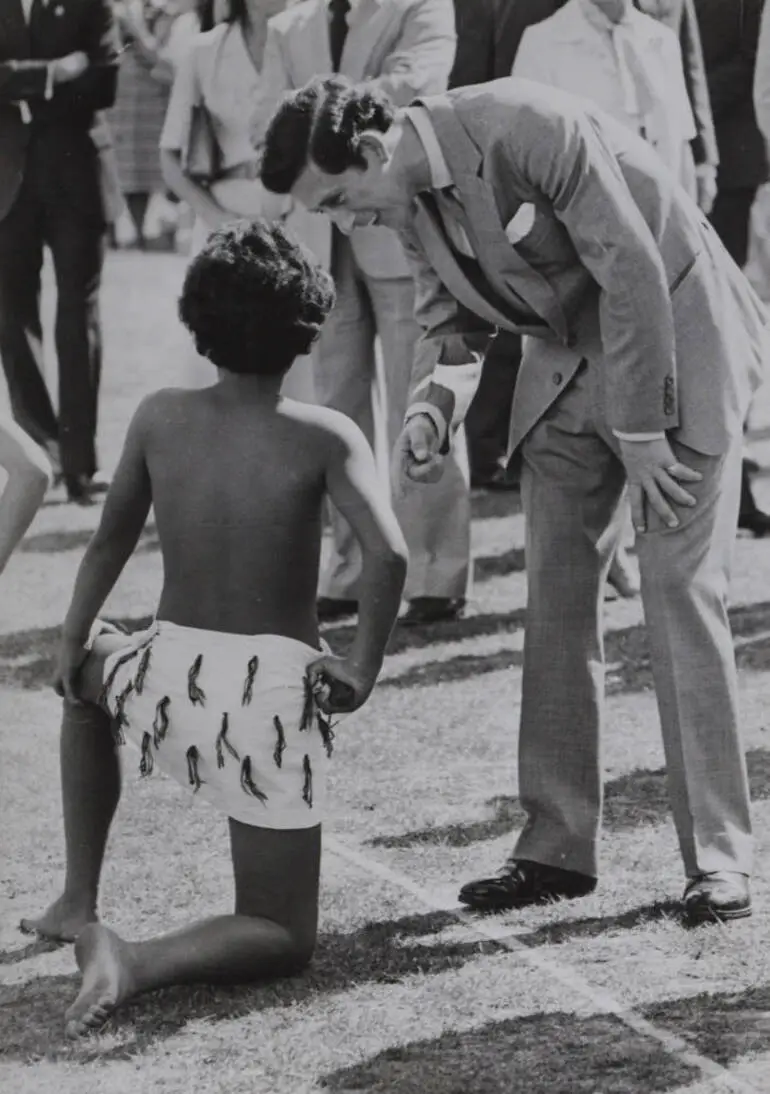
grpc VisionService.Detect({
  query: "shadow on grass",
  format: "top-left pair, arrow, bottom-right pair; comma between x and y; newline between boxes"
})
0,910 -> 499,1061
320,1009 -> 701,1093
375,599 -> 770,692
473,546 -> 527,583
20,523 -> 158,557
321,982 -> 770,1092
0,614 -> 154,691
0,937 -> 62,967
367,749 -> 770,850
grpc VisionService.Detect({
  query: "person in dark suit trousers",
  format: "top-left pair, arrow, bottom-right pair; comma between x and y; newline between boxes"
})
694,0 -> 770,537
452,0 -> 720,498
0,0 -> 119,505
449,0 -> 521,492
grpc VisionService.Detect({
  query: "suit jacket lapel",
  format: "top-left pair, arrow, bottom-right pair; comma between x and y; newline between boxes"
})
0,0 -> 31,58
415,94 -> 570,343
340,0 -> 388,80
295,0 -> 332,78
412,195 -> 552,338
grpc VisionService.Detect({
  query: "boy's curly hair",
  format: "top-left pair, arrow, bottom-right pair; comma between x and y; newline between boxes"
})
260,75 -> 396,194
178,219 -> 335,375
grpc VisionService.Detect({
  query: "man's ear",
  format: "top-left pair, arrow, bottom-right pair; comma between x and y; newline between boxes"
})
357,131 -> 389,165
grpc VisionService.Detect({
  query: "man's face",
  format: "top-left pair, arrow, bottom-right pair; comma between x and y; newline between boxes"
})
291,149 -> 410,233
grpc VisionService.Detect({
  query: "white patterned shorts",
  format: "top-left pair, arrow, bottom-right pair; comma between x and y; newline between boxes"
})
96,620 -> 333,829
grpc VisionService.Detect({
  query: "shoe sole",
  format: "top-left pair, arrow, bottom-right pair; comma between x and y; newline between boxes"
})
683,903 -> 752,925
458,887 -> 596,911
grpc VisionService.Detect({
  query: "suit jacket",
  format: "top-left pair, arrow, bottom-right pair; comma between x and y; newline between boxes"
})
448,0 -> 497,88
399,81 -> 769,456
693,0 -> 769,190
754,0 -> 770,142
261,0 -> 456,278
492,0 -> 718,168
0,0 -> 119,223
512,0 -> 697,187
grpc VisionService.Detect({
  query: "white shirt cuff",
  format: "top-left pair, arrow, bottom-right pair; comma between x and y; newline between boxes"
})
613,430 -> 666,442
405,402 -> 448,449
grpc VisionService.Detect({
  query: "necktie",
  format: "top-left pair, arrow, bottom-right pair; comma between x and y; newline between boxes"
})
329,0 -> 351,73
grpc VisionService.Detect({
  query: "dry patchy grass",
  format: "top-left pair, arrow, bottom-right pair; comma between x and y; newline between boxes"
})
2,251 -> 770,1093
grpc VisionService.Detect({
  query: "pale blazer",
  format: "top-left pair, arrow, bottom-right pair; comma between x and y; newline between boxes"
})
512,0 -> 696,188
398,80 -> 769,457
260,0 -> 456,277
754,0 -> 770,145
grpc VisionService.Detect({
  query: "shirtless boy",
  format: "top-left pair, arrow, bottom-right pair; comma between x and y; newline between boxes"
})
21,220 -> 409,1037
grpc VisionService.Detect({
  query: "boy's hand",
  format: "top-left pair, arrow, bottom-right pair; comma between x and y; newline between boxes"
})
393,415 -> 446,496
307,655 -> 378,714
53,637 -> 90,705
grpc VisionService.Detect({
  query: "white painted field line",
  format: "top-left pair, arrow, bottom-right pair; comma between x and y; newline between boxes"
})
326,835 -> 762,1094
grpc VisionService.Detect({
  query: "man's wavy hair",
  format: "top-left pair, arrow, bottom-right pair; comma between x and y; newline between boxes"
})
178,219 -> 335,376
260,76 -> 396,195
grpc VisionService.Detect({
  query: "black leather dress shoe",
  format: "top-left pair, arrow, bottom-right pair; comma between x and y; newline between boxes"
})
401,597 -> 466,626
64,474 -> 97,507
683,872 -> 751,924
458,860 -> 597,911
738,509 -> 770,537
316,597 -> 358,622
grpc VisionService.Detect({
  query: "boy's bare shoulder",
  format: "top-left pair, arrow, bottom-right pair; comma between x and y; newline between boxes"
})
281,399 -> 371,454
130,387 -> 202,429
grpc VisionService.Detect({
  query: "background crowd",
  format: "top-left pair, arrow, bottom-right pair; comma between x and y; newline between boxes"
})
1,0 -> 770,620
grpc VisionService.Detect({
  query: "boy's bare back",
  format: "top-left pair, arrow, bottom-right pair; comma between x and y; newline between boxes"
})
140,386 -> 339,646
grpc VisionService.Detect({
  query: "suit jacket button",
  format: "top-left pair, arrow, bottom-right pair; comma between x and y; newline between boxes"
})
553,372 -> 563,385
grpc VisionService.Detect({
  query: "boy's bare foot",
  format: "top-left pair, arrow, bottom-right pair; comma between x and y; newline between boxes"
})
19,896 -> 97,943
65,924 -> 136,1038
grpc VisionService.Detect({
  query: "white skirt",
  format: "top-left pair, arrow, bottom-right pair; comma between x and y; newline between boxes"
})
98,620 -> 333,829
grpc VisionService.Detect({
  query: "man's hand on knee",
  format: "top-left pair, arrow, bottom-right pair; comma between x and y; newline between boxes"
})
620,437 -> 702,532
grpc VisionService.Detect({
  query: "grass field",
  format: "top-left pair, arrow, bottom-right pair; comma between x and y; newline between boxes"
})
2,251 -> 770,1093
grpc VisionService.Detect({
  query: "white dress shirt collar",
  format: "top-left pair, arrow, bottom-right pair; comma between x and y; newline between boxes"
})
21,0 -> 36,22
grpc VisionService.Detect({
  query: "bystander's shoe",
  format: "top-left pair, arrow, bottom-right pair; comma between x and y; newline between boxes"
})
400,597 -> 466,626
64,474 -> 111,507
682,872 -> 751,924
459,860 -> 597,911
88,471 -> 111,495
738,508 -> 770,537
316,597 -> 358,622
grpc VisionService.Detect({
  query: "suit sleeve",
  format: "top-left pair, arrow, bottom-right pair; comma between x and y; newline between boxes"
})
500,95 -> 679,436
0,60 -> 49,103
701,0 -> 762,122
364,0 -> 457,104
448,0 -> 495,88
399,225 -> 495,445
679,0 -> 718,168
49,0 -> 119,115
754,0 -> 770,143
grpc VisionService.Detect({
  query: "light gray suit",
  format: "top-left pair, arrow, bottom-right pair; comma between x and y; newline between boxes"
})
401,78 -> 769,877
262,0 -> 470,601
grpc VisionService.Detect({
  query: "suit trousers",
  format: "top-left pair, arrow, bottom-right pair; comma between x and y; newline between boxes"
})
317,231 -> 471,601
0,134 -> 104,477
465,330 -> 521,478
510,362 -> 752,879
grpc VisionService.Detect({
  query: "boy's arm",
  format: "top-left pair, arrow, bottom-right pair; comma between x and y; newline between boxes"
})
321,412 -> 408,707
62,397 -> 154,644
0,417 -> 52,574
